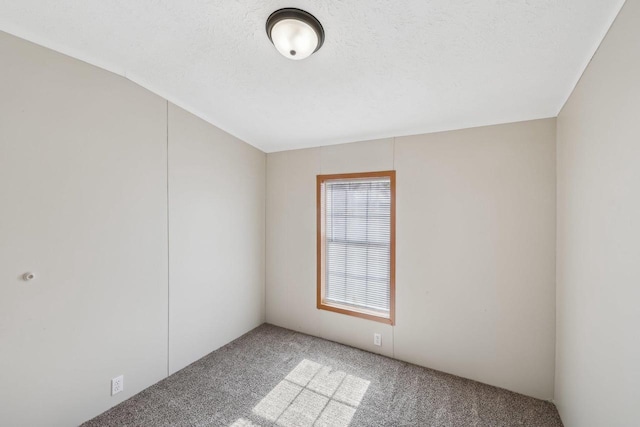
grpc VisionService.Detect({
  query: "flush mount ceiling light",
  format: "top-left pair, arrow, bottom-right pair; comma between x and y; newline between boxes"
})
266,8 -> 324,60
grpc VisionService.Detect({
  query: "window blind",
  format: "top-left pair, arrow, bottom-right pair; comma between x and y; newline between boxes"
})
323,177 -> 391,314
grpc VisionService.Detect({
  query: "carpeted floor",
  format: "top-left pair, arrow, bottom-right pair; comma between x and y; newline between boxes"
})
83,324 -> 563,427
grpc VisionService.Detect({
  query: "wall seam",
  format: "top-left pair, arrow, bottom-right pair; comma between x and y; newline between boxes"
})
166,100 -> 171,377
392,137 -> 396,359
264,153 -> 268,324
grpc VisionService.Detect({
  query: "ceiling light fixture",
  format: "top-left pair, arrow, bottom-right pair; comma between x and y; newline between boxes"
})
266,8 -> 324,60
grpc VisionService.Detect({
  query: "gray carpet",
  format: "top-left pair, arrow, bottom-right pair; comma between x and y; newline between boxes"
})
83,324 -> 563,427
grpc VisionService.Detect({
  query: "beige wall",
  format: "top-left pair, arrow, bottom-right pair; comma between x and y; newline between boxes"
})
0,31 -> 265,426
266,118 -> 557,399
168,103 -> 265,374
555,0 -> 640,425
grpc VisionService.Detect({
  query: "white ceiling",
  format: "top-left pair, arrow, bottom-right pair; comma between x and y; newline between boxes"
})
0,1 -> 625,152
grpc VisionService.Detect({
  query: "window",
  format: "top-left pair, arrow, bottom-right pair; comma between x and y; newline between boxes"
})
316,171 -> 396,325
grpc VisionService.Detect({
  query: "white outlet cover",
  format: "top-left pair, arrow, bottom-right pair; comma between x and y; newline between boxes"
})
374,333 -> 382,346
111,375 -> 124,396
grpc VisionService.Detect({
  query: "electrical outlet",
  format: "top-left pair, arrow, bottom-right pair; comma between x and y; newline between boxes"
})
373,333 -> 382,346
111,375 -> 124,396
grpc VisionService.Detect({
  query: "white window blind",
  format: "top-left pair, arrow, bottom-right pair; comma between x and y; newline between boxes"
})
322,177 -> 391,314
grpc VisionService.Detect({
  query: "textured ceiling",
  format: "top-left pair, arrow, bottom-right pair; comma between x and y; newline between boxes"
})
0,0 -> 625,152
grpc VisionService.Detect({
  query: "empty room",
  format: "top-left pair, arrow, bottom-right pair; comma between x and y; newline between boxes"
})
1,1 -> 638,426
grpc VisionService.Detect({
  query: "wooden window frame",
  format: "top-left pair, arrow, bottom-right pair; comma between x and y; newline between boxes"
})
316,170 -> 396,325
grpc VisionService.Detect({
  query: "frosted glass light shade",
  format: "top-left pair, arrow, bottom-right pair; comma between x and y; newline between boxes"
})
266,8 -> 324,60
271,19 -> 318,60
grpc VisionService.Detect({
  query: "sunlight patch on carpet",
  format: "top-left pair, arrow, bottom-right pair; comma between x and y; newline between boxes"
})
231,359 -> 371,427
